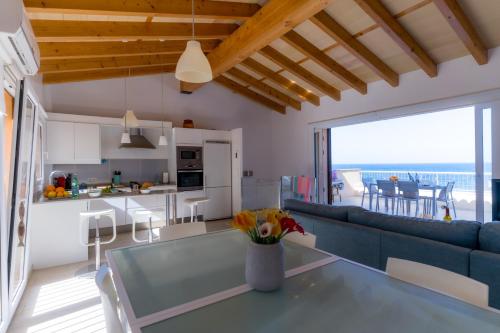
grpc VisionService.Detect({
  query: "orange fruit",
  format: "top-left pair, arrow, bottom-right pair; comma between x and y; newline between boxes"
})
56,187 -> 65,193
46,185 -> 56,192
56,192 -> 64,198
47,191 -> 57,198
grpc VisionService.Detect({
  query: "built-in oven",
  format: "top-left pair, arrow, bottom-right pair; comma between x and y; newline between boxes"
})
177,146 -> 203,170
177,170 -> 204,191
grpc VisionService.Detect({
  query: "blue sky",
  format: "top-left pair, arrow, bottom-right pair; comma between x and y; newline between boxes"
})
331,107 -> 491,165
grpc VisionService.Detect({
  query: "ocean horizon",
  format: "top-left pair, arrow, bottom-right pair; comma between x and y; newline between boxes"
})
333,163 -> 492,173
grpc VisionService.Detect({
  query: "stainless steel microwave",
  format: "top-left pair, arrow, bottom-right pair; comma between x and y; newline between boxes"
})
176,146 -> 203,170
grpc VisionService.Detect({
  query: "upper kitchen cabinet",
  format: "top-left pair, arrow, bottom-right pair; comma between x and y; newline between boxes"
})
46,121 -> 101,164
173,128 -> 231,146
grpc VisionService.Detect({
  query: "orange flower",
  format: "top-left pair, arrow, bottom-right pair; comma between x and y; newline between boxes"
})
231,211 -> 257,232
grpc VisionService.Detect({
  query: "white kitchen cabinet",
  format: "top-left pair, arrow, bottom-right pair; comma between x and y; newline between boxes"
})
203,129 -> 231,141
205,187 -> 232,220
46,121 -> 75,164
88,197 -> 126,228
126,194 -> 166,224
30,200 -> 89,269
74,123 -> 101,163
174,128 -> 203,145
46,120 -> 101,164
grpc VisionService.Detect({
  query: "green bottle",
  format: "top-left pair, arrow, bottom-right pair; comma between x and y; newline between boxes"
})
71,174 -> 79,198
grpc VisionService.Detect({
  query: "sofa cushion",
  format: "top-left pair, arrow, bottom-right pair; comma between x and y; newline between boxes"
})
380,230 -> 471,276
284,199 -> 364,222
478,222 -> 500,254
348,209 -> 480,249
470,250 -> 500,309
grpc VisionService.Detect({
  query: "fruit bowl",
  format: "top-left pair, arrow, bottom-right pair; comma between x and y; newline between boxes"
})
140,189 -> 151,194
88,189 -> 102,198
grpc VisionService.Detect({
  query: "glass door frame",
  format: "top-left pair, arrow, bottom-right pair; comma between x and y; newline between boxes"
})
6,78 -> 41,316
475,103 -> 494,223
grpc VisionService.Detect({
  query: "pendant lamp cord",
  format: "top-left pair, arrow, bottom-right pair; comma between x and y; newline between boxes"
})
161,74 -> 165,134
192,0 -> 195,40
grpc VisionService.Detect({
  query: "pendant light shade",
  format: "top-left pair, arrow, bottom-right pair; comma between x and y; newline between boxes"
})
158,134 -> 168,146
123,110 -> 139,128
175,41 -> 212,83
121,131 -> 131,144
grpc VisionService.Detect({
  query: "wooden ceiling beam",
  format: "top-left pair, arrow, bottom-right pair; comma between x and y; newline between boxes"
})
241,58 -> 320,106
432,0 -> 488,65
31,20 -> 238,42
227,68 -> 302,111
260,46 -> 340,101
282,30 -> 367,94
24,0 -> 261,20
215,76 -> 286,114
354,0 -> 437,77
43,65 -> 175,84
39,40 -> 220,60
310,11 -> 399,87
40,54 -> 181,73
180,0 -> 335,93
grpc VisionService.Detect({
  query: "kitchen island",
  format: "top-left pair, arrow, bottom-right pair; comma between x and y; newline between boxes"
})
29,185 -> 207,269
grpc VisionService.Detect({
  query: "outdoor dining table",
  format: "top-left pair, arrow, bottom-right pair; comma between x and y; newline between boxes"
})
368,180 -> 446,217
106,230 -> 500,333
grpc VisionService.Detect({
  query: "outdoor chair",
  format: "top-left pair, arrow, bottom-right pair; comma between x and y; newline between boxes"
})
376,180 -> 398,214
436,181 -> 457,217
361,178 -> 377,210
396,180 -> 421,217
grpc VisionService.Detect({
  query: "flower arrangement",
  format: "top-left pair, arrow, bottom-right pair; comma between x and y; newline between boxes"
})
232,208 -> 304,244
389,175 -> 399,182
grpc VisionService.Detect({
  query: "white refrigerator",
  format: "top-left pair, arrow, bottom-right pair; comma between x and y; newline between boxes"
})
203,141 -> 232,220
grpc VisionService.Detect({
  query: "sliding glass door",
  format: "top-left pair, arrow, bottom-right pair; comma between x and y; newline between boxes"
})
8,81 -> 36,301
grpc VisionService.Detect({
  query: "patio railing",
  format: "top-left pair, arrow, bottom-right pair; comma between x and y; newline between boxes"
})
360,170 -> 492,192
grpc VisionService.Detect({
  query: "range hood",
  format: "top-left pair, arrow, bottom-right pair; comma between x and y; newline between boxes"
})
119,128 -> 156,149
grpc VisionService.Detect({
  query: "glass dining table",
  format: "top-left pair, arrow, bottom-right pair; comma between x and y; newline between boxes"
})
107,230 -> 500,333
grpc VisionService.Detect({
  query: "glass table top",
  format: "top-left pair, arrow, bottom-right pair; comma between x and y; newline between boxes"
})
108,230 -> 330,318
142,260 -> 500,333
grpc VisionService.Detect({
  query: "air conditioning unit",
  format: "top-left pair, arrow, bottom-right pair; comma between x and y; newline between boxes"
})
0,0 -> 40,76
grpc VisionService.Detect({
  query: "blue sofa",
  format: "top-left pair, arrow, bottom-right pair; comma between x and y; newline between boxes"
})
284,199 -> 500,309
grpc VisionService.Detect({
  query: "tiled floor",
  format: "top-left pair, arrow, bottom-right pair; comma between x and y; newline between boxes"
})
7,220 -> 231,333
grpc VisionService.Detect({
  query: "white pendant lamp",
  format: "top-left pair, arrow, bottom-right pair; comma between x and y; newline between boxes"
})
120,69 -> 135,144
175,0 -> 212,83
158,74 -> 168,146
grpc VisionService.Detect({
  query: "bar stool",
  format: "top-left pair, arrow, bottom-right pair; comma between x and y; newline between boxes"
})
132,209 -> 164,243
79,209 -> 117,271
182,197 -> 210,223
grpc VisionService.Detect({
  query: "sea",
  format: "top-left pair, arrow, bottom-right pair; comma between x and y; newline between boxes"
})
333,163 -> 491,173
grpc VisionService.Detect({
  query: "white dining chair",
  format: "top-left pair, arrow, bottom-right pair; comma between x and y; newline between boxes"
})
95,266 -> 125,333
160,222 -> 207,241
285,232 -> 316,249
386,257 -> 489,308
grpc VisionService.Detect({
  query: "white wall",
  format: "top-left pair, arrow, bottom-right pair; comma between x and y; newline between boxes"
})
270,47 -> 500,180
43,74 -> 276,179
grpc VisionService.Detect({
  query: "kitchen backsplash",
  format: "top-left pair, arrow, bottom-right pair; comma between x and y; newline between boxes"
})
45,159 -> 168,185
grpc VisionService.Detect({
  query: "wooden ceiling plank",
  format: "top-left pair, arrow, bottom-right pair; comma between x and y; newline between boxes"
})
310,11 -> 399,87
43,65 -> 175,84
432,0 -> 488,65
40,54 -> 181,73
32,20 -> 238,42
260,46 -> 340,101
180,0 -> 335,93
241,58 -> 320,106
215,76 -> 286,114
39,40 -> 219,60
24,0 -> 260,20
282,30 -> 367,94
227,68 -> 302,111
354,0 -> 437,77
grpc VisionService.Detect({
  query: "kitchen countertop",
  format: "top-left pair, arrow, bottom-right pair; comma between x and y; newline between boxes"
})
34,185 -> 179,205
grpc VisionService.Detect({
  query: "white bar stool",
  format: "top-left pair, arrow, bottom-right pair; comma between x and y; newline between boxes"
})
182,197 -> 210,223
132,209 -> 164,243
80,209 -> 117,271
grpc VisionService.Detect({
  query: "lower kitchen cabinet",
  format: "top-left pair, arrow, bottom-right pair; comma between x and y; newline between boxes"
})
175,190 -> 206,220
30,200 -> 89,269
126,194 -> 166,224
